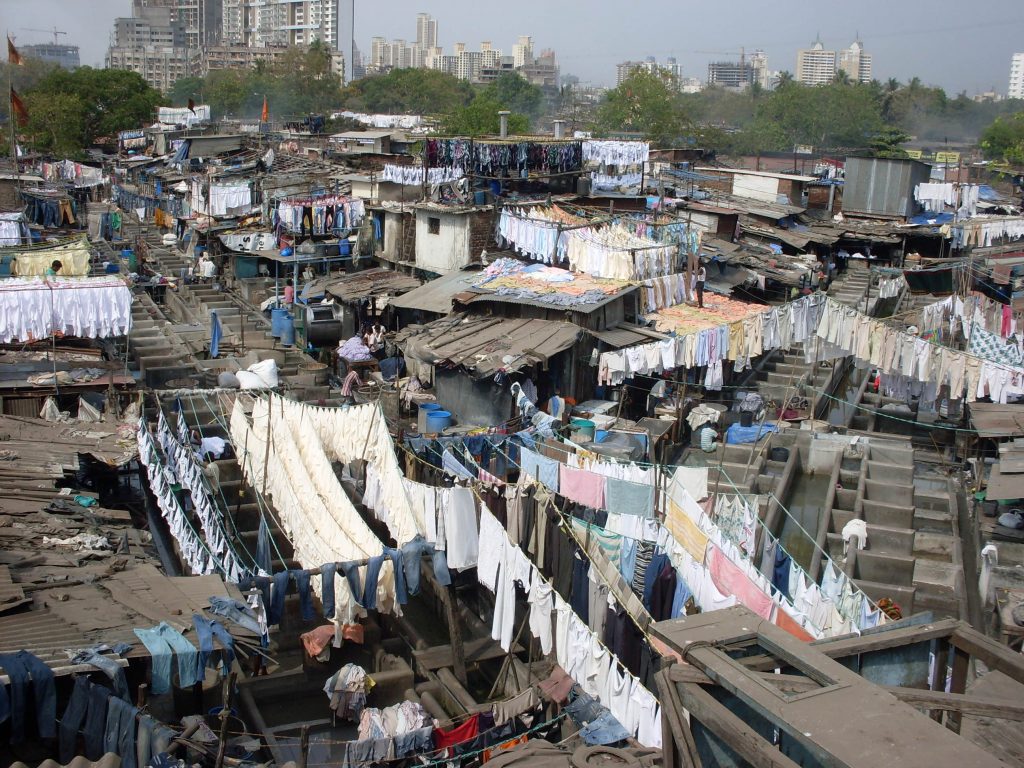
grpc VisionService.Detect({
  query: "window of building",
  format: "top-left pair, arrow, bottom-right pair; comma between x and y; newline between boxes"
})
428,217 -> 440,235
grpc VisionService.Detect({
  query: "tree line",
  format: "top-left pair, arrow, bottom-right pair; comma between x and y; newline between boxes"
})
3,52 -> 1022,166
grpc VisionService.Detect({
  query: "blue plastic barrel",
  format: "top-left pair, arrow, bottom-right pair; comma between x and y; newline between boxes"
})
425,410 -> 452,433
338,238 -> 351,256
280,314 -> 296,346
473,190 -> 487,205
490,180 -> 501,197
270,308 -> 289,337
419,403 -> 441,415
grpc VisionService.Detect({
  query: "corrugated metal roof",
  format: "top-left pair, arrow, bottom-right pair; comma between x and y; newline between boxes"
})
395,313 -> 582,378
0,565 -> 29,614
12,753 -> 122,768
322,268 -> 421,302
589,326 -> 652,348
389,270 -> 480,315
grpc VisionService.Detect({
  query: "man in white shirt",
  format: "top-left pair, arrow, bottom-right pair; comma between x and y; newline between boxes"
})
201,257 -> 217,280
695,263 -> 707,308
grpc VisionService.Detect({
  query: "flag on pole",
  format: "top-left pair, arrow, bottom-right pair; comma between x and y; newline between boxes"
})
7,36 -> 22,66
261,96 -> 269,123
10,88 -> 29,127
187,98 -> 196,114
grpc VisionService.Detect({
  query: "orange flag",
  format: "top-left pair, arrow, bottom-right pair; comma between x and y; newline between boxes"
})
7,36 -> 22,66
10,88 -> 29,126
260,96 -> 269,123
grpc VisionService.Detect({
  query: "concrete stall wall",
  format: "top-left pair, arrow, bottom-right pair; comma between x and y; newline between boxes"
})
731,173 -> 782,203
415,210 -> 471,274
434,368 -> 512,427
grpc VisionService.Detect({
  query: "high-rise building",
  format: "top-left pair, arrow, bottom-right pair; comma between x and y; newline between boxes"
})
796,39 -> 837,86
107,4 -> 190,91
707,60 -> 755,89
1010,53 -> 1024,100
616,57 -> 681,89
838,39 -> 872,83
415,13 -> 437,51
20,43 -> 80,69
221,0 -> 338,48
512,36 -> 533,68
134,0 -> 223,48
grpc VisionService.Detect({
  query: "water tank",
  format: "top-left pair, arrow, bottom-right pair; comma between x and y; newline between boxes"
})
425,410 -> 452,433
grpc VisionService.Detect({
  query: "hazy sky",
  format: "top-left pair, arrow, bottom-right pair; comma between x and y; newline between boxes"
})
5,0 -> 1024,94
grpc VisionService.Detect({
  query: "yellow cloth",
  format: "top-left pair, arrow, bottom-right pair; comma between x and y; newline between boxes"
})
12,239 -> 91,277
666,498 -> 710,561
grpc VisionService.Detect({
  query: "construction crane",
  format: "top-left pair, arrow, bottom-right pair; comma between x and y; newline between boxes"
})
696,48 -> 748,67
21,27 -> 68,46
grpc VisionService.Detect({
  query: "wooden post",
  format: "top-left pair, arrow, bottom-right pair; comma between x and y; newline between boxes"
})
423,557 -> 467,685
298,724 -> 311,768
213,671 -> 238,768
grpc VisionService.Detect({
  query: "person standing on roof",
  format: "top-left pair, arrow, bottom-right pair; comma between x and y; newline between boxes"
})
695,262 -> 707,308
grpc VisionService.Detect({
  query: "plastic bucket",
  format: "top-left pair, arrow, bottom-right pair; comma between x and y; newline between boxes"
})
280,314 -> 296,347
270,308 -> 289,337
570,418 -> 596,442
740,411 -> 754,427
417,402 -> 441,432
425,410 -> 452,433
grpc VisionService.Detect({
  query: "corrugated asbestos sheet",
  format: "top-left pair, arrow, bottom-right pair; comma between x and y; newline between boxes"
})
12,753 -> 122,768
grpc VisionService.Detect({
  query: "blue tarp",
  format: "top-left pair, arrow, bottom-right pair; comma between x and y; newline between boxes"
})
909,212 -> 954,226
725,422 -> 779,444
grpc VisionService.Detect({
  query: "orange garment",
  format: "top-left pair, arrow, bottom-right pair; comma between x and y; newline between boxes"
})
482,735 -> 528,762
774,606 -> 814,642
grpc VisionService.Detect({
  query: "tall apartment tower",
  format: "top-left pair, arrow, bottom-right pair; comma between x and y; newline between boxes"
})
838,39 -> 873,83
1010,53 -> 1024,100
796,39 -> 837,86
415,13 -> 437,50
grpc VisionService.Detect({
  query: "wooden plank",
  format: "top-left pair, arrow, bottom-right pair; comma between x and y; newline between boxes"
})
656,667 -> 701,768
412,636 -> 523,671
677,681 -> 802,768
951,626 -> 1024,687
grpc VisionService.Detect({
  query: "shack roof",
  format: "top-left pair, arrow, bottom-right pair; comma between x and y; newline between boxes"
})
696,166 -> 818,183
321,268 -> 422,302
388,270 -> 479,315
395,313 -> 582,378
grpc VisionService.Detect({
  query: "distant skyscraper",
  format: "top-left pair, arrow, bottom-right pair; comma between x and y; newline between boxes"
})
512,36 -> 533,68
415,13 -> 437,51
707,60 -> 755,89
616,57 -> 679,87
21,43 -> 80,69
1010,53 -> 1024,100
838,39 -> 872,83
796,38 -> 837,86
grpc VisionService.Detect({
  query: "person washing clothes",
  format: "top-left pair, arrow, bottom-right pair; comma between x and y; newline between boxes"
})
695,262 -> 707,308
282,278 -> 295,307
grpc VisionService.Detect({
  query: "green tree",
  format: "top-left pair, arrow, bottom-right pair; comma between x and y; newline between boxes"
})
31,67 -> 164,146
483,73 -> 543,118
439,93 -> 528,137
22,92 -> 87,157
0,58 -> 56,123
341,68 -> 474,115
169,76 -> 205,107
980,112 -> 1024,165
595,69 -> 690,145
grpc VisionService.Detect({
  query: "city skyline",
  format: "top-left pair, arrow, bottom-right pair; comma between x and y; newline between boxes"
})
5,0 -> 1024,96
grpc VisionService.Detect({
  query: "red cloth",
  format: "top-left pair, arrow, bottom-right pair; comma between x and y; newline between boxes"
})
707,543 -> 774,620
1003,304 -> 1013,338
433,714 -> 480,749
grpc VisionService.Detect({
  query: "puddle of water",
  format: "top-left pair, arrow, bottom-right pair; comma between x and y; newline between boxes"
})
779,473 -> 834,572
